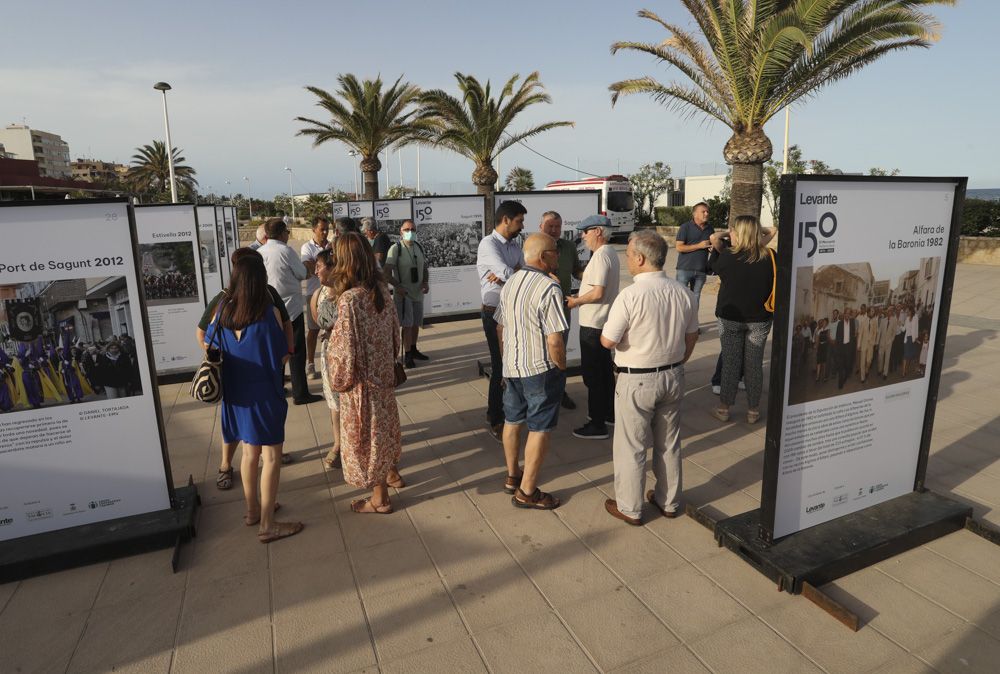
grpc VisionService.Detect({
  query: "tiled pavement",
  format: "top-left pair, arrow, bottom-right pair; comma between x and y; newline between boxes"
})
2,256 -> 999,673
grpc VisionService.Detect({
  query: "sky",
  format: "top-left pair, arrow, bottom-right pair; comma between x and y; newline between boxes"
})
3,1 -> 997,198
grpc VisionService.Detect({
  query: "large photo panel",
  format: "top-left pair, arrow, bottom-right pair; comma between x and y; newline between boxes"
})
215,205 -> 232,287
769,177 -> 961,539
374,199 -> 413,243
196,205 -> 222,298
135,204 -> 207,375
332,202 -> 348,220
348,201 -> 374,220
412,195 -> 485,317
0,200 -> 172,542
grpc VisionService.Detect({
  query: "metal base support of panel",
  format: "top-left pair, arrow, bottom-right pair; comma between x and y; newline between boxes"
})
714,490 -> 971,596
0,483 -> 200,583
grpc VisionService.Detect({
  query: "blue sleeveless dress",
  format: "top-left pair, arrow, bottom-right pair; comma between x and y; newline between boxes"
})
205,310 -> 288,445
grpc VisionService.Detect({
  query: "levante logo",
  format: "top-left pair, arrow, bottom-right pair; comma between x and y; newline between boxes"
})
797,202 -> 838,258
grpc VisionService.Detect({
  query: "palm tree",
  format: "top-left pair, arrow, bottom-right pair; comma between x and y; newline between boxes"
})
127,141 -> 198,200
418,72 -> 572,221
296,75 -> 429,200
610,2 -> 954,225
503,166 -> 535,192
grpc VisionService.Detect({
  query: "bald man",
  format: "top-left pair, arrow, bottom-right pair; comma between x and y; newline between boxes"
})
494,232 -> 569,510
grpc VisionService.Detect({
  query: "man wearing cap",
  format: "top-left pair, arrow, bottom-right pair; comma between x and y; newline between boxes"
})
566,214 -> 620,439
259,217 -> 322,405
601,230 -> 698,525
539,210 -> 583,410
674,201 -> 713,321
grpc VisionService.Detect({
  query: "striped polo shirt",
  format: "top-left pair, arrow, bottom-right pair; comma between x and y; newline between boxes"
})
494,267 -> 569,378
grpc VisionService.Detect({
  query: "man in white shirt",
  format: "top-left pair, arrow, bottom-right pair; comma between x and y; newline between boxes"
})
300,216 -> 330,380
600,231 -> 698,525
566,215 -> 620,439
259,218 -> 321,405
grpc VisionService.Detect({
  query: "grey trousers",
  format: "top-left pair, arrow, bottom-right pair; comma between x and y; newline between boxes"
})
613,367 -> 685,519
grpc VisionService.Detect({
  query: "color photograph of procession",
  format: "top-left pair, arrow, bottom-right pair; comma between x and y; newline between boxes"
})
1,277 -> 144,414
787,256 -> 940,406
138,241 -> 200,305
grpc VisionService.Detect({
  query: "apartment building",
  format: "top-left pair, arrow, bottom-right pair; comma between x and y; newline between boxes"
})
0,124 -> 71,178
71,158 -> 129,184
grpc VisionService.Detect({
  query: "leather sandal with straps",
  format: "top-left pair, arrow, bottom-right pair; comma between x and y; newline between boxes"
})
504,474 -> 523,495
512,487 -> 560,510
351,497 -> 394,514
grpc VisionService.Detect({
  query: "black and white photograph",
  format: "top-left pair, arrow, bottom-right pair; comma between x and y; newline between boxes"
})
199,229 -> 218,274
374,218 -> 406,248
1,277 -> 144,413
139,242 -> 200,305
412,221 -> 482,268
787,256 -> 940,406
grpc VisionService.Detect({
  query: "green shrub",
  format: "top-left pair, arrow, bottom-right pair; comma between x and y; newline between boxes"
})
655,206 -> 693,227
961,198 -> 1000,237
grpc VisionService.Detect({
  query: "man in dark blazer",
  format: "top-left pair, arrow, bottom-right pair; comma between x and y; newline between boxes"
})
835,308 -> 858,389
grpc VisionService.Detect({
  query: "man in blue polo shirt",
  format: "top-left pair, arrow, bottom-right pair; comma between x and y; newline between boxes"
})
674,201 -> 713,322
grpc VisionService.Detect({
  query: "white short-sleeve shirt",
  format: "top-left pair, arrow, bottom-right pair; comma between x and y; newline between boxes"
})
578,244 -> 621,329
601,271 -> 697,368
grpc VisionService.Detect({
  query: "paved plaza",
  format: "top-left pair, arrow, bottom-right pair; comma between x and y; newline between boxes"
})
2,252 -> 1000,674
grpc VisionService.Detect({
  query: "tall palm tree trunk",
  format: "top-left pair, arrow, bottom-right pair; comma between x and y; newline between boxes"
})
724,127 -> 773,227
473,163 -> 499,232
361,156 -> 381,201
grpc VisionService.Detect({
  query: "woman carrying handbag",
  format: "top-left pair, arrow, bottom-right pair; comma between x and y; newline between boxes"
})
204,254 -> 303,543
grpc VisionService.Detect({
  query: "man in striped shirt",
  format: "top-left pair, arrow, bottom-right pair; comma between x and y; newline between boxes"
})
494,233 -> 569,510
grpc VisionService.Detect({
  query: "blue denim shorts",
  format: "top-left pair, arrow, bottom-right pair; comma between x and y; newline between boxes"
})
503,367 -> 566,433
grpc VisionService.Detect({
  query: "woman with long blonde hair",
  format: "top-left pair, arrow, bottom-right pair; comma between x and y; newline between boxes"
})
327,233 -> 405,513
708,215 -> 776,424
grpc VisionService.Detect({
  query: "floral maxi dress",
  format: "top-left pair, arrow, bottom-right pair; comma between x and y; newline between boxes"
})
328,286 -> 402,489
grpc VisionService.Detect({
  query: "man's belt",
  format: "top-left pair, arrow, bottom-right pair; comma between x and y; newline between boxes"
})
615,361 -> 683,374
482,304 -> 497,314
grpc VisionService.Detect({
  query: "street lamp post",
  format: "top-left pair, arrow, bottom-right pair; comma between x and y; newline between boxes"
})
225,179 -> 232,204
284,166 -> 295,221
242,176 -> 253,221
153,82 -> 178,203
347,150 -> 359,198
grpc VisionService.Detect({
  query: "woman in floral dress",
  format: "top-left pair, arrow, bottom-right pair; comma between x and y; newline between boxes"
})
328,233 -> 405,513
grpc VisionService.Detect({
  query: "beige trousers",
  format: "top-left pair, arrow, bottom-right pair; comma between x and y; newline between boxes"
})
612,367 -> 685,519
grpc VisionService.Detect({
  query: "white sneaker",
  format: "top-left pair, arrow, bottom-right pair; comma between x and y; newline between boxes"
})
712,385 -> 721,395
738,380 -> 746,390
307,363 -> 320,380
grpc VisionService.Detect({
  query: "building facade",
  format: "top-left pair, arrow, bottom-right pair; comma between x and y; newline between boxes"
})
0,124 -> 71,178
71,159 -> 128,184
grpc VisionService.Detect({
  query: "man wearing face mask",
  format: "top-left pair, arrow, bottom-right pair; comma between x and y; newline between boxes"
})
385,219 -> 430,368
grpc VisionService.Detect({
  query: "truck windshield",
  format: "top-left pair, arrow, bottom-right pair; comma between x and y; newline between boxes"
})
607,191 -> 635,212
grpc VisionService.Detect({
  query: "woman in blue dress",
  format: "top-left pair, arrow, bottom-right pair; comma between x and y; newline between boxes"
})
205,254 -> 303,543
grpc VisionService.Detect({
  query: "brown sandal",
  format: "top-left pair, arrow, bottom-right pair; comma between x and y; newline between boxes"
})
351,497 -> 394,514
257,521 -> 304,544
386,473 -> 406,489
244,502 -> 281,526
504,474 -> 522,494
512,487 -> 560,510
322,451 -> 342,470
